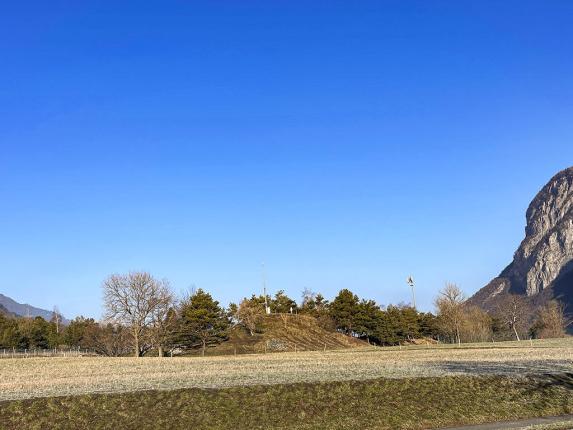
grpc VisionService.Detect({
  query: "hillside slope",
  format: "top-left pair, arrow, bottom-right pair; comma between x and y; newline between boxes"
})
0,303 -> 18,317
0,293 -> 67,322
195,314 -> 366,356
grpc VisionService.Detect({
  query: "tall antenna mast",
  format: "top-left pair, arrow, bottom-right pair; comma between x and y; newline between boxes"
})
262,262 -> 270,314
406,276 -> 416,310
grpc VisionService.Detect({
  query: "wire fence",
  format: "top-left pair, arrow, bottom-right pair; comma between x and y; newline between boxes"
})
0,348 -> 96,359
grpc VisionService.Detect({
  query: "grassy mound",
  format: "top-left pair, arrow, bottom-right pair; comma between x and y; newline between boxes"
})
194,314 -> 365,356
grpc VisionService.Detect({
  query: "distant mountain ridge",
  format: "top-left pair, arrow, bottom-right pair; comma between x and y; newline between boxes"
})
0,293 -> 66,322
0,303 -> 18,317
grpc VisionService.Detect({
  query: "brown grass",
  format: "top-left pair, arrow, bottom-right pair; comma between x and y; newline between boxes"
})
186,314 -> 365,356
1,338 -> 572,401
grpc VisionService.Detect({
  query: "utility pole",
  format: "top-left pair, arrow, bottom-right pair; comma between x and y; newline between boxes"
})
406,276 -> 416,310
53,306 -> 61,334
262,263 -> 270,314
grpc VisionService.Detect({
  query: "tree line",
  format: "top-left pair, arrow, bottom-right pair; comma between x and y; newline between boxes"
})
433,283 -> 569,344
0,272 -> 568,356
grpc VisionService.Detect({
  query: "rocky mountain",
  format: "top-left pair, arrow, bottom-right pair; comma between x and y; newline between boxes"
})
469,167 -> 573,312
0,293 -> 65,321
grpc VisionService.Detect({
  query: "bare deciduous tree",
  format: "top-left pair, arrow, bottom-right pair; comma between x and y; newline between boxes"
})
103,271 -> 173,357
279,312 -> 289,329
150,286 -> 176,357
533,300 -> 569,339
461,305 -> 492,343
435,283 -> 466,344
496,294 -> 528,341
84,321 -> 133,357
301,288 -> 316,308
236,299 -> 265,336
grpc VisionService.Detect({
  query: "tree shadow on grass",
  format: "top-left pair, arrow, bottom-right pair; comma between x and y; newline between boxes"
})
432,360 -> 573,377
537,372 -> 573,390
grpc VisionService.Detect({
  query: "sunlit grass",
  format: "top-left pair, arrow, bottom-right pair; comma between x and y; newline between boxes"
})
1,338 -> 572,401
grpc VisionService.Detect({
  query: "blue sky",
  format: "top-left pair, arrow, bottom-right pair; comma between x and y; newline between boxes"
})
1,1 -> 572,319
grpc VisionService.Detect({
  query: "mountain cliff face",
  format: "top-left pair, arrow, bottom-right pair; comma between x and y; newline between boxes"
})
470,167 -> 573,312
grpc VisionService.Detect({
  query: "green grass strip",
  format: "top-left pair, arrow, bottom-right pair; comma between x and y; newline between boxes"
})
1,374 -> 572,429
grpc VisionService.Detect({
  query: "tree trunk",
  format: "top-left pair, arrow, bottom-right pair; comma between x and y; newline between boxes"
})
202,339 -> 206,357
158,345 -> 164,357
513,325 -> 521,341
134,333 -> 140,358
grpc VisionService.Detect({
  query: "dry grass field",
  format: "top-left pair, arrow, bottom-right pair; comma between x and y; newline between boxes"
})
1,339 -> 573,429
2,338 -> 573,401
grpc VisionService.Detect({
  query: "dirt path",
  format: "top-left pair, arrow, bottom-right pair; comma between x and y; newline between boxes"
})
439,415 -> 573,430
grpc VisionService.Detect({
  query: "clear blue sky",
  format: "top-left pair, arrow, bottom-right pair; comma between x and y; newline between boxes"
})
1,1 -> 572,319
